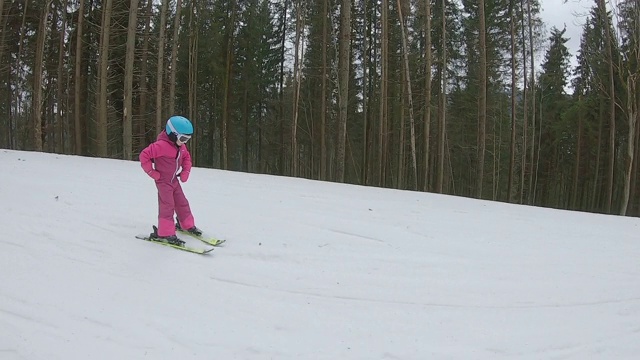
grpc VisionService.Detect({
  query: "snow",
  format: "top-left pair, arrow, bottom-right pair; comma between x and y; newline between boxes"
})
1,149 -> 640,359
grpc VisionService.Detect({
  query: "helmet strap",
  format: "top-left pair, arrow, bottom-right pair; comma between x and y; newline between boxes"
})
167,131 -> 178,143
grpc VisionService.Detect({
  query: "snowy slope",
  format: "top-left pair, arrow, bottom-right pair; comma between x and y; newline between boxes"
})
1,149 -> 640,360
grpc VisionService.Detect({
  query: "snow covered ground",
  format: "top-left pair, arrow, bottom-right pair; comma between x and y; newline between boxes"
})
1,148 -> 640,359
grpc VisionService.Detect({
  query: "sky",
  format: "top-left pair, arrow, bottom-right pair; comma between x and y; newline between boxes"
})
538,0 -> 600,91
540,0 -> 590,64
2,148 -> 640,359
539,0 -> 624,75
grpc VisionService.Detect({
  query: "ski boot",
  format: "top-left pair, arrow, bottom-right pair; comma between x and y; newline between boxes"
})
150,226 -> 185,246
176,219 -> 203,236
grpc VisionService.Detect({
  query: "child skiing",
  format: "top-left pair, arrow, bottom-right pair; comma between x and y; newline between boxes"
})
140,115 -> 202,245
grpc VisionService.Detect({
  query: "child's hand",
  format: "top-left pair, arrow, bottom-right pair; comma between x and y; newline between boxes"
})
179,171 -> 190,182
147,170 -> 161,181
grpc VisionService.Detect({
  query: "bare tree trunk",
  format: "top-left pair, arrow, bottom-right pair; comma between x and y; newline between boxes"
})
535,90 -> 544,202
278,1 -> 288,174
10,1 -> 29,148
169,0 -> 182,115
155,0 -> 169,134
296,14 -> 305,174
243,73 -> 249,171
399,65 -> 406,188
592,98 -> 604,209
508,0 -> 516,202
423,0 -> 432,192
64,52 -> 71,154
33,0 -> 53,151
477,0 -> 487,198
519,0 -> 528,203
572,94 -> 583,209
632,98 -> 640,214
0,0 -> 4,67
397,0 -> 417,189
361,0 -> 369,184
335,0 -> 351,182
188,0 -> 198,163
96,0 -> 113,157
139,0 -> 153,148
527,0 -> 536,203
598,0 -> 615,213
123,0 -> 139,160
56,0 -> 68,153
74,0 -> 85,154
291,0 -> 302,177
436,0 -> 446,193
6,79 -> 12,149
0,0 -> 8,146
320,0 -> 328,180
15,0 -> 29,149
633,0 -> 640,213
493,108 -> 501,200
622,75 -> 637,214
378,0 -> 388,187
632,117 -> 640,214
627,0 -> 640,215
258,100 -> 263,172
221,0 -> 237,170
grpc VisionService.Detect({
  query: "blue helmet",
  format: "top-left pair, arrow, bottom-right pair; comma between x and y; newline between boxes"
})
166,116 -> 194,144
166,116 -> 193,136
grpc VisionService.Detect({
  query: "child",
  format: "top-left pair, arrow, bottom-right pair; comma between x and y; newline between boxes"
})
140,115 -> 202,245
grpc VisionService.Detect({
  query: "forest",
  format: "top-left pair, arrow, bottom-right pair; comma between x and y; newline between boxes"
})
0,0 -> 638,215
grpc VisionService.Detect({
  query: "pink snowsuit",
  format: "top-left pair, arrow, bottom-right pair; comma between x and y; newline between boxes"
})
139,131 -> 196,237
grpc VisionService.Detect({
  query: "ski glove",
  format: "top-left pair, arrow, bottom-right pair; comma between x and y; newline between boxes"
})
147,170 -> 161,181
179,171 -> 190,183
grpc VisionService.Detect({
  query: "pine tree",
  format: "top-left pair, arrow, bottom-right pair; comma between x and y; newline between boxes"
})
537,27 -> 571,205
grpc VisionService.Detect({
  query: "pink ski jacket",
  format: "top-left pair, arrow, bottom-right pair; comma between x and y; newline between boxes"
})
140,131 -> 192,183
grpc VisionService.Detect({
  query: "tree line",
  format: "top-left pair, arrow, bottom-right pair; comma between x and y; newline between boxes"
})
0,0 -> 638,215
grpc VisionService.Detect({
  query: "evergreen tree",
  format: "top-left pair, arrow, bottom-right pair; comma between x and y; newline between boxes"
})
536,26 -> 572,206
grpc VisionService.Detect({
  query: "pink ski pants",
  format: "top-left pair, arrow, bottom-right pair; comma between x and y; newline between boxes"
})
156,181 -> 195,237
